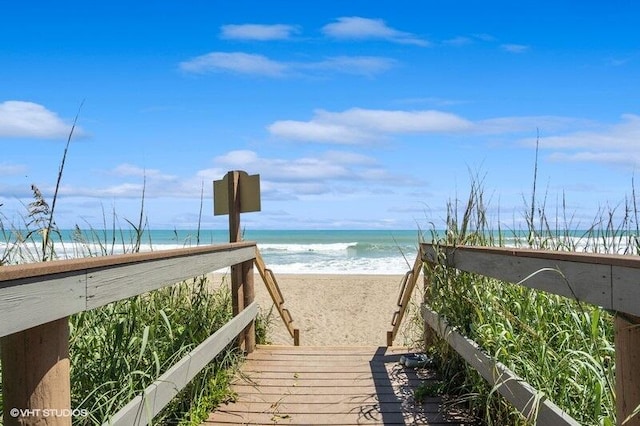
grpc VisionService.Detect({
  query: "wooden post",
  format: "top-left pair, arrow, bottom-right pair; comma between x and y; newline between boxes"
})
242,259 -> 256,353
227,171 -> 245,351
1,318 -> 72,426
616,313 -> 640,426
227,170 -> 242,244
422,269 -> 437,348
217,170 -> 262,352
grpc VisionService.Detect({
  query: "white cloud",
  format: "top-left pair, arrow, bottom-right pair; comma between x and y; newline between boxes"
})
304,56 -> 396,76
205,149 -> 413,199
88,183 -> 146,197
212,150 -> 260,168
40,164 -> 197,200
441,34 -> 527,53
220,24 -> 300,41
322,17 -> 429,46
476,116 -> 591,134
111,163 -> 178,181
395,97 -> 469,107
501,43 -> 529,53
0,163 -> 27,176
180,52 -> 394,78
268,120 -> 370,144
532,114 -> 640,167
473,33 -> 497,42
536,114 -> 640,149
320,109 -> 472,133
443,36 -> 473,46
268,108 -> 596,144
548,151 -> 638,166
0,101 -> 82,139
179,52 -> 288,77
212,150 -> 351,182
269,108 -> 473,143
323,150 -> 377,165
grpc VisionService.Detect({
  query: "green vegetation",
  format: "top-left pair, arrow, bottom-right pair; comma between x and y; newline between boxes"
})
0,191 -> 258,425
422,171 -> 623,425
69,276 -> 240,425
0,133 -> 264,424
413,380 -> 444,404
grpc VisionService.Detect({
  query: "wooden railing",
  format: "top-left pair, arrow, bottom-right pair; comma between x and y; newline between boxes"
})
254,248 -> 300,345
0,241 -> 258,426
418,243 -> 640,426
387,245 -> 424,346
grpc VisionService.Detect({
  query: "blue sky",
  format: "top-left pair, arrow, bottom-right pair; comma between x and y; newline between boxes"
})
1,1 -> 639,231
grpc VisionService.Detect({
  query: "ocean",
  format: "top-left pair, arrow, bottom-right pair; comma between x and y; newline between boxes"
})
242,229 -> 421,275
5,227 -> 636,273
4,229 -> 424,275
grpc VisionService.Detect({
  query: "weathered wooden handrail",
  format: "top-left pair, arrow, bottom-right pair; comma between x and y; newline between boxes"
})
421,242 -> 640,426
0,241 -> 257,426
387,245 -> 424,346
422,303 -> 580,425
0,242 -> 256,338
254,247 -> 300,345
422,243 -> 640,317
105,302 -> 258,426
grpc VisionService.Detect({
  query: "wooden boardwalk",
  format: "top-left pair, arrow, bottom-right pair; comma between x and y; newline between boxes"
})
204,345 -> 473,425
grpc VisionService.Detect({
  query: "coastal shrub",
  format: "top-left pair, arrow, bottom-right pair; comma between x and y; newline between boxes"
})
421,172 -> 620,425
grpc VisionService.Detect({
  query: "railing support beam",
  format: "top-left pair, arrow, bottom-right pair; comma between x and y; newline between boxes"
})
1,317 -> 71,426
616,313 -> 640,426
242,259 -> 256,353
254,247 -> 300,345
228,170 -> 244,351
387,246 -> 423,346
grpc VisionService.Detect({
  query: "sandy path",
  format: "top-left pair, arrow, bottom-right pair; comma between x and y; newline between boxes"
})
209,273 -> 424,348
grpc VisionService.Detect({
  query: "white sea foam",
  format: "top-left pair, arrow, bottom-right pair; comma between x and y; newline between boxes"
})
505,235 -> 639,255
259,242 -> 358,253
0,241 -> 195,264
264,255 -> 416,275
8,230 -> 636,276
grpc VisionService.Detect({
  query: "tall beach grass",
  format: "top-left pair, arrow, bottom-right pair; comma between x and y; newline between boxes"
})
69,276 -> 241,425
0,120 -> 267,424
0,190 -> 262,425
421,170 -> 626,425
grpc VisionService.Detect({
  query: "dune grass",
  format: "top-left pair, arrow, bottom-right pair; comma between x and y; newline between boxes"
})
69,276 -> 241,425
0,152 -> 267,425
0,192 -> 266,425
421,171 -> 623,425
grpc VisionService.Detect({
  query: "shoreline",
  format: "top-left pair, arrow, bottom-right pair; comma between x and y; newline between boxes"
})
208,273 -> 424,348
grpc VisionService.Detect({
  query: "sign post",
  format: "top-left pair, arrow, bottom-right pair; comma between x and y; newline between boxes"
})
214,170 -> 261,352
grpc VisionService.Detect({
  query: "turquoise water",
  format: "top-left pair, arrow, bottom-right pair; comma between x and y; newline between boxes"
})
244,229 -> 422,274
7,228 -> 637,272
23,229 -> 426,274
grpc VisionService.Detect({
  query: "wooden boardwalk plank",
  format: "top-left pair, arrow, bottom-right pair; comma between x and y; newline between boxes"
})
213,401 -> 444,414
236,371 -> 437,380
231,393 -> 445,405
205,346 -> 474,425
208,411 -> 469,425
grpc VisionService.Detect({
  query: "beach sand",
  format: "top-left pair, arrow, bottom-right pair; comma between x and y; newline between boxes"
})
209,273 -> 425,348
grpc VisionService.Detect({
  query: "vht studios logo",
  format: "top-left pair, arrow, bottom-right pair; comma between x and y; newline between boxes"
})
9,408 -> 89,418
